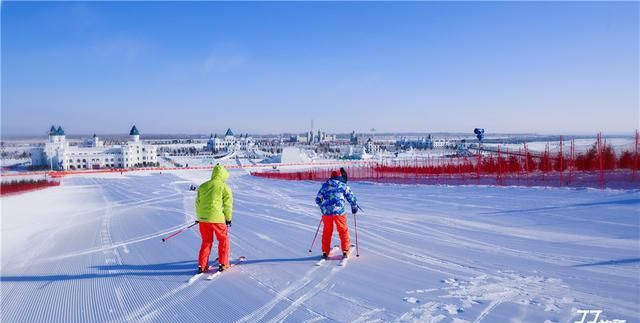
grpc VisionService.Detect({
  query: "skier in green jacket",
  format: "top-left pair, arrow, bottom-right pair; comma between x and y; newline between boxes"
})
195,164 -> 233,273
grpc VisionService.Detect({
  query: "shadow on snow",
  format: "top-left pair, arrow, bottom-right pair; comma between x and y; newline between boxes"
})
572,258 -> 640,267
0,256 -> 323,283
481,198 -> 640,215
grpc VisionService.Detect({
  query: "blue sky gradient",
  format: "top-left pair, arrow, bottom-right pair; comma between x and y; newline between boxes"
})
2,1 -> 638,136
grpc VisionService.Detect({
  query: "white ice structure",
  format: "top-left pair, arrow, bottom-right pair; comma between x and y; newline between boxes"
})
30,125 -> 158,170
262,147 -> 312,164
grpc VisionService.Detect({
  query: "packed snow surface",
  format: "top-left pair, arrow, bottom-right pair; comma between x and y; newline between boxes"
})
1,169 -> 638,322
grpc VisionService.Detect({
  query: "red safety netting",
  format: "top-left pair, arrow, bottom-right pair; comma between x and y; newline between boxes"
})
1,180 -> 60,196
251,132 -> 640,190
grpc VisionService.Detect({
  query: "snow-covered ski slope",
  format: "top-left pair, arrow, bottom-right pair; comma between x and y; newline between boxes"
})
1,169 -> 638,322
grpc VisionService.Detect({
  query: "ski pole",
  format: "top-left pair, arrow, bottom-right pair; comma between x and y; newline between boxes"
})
353,212 -> 360,257
162,221 -> 199,242
308,218 -> 323,252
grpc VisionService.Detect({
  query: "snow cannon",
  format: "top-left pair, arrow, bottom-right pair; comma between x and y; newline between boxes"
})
474,128 -> 485,142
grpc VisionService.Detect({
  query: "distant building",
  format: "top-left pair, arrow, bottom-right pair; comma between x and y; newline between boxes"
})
350,131 -> 361,145
31,125 -> 158,170
289,135 -> 308,144
456,139 -> 473,156
432,138 -> 456,149
396,135 -> 434,150
82,134 -> 104,148
365,138 -> 380,154
208,128 -> 255,153
305,121 -> 334,144
206,134 -> 217,151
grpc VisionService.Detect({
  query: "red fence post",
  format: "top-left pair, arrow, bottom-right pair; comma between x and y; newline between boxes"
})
634,129 -> 639,180
570,139 -> 574,184
598,132 -> 604,189
547,143 -> 551,180
476,152 -> 481,184
559,136 -> 563,186
413,156 -> 418,183
524,143 -> 530,186
458,158 -> 463,184
497,145 -> 502,186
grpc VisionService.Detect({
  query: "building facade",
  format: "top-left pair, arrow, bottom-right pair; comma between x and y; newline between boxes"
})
207,128 -> 255,153
396,136 -> 434,150
31,125 -> 158,170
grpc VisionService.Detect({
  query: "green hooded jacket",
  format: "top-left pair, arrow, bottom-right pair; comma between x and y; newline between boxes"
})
195,165 -> 233,223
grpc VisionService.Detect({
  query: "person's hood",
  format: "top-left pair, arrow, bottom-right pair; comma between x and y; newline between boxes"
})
211,164 -> 229,181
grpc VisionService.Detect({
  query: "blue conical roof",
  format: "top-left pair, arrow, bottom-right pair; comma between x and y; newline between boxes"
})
56,126 -> 65,135
49,126 -> 57,135
225,128 -> 234,137
129,125 -> 140,136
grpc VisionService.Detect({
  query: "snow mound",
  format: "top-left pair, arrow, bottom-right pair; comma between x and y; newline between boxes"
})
261,147 -> 311,164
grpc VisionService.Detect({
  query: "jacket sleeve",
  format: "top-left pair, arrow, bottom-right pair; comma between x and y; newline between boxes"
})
315,185 -> 325,206
344,185 -> 358,208
223,184 -> 233,221
195,186 -> 201,211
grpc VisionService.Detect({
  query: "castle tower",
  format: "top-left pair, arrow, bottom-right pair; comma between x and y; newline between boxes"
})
49,125 -> 66,143
224,128 -> 234,140
129,125 -> 140,142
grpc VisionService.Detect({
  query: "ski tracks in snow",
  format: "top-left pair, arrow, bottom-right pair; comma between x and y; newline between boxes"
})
235,251 -> 347,323
395,270 -> 638,323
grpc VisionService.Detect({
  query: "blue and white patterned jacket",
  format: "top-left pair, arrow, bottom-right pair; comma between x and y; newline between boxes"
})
315,178 -> 358,215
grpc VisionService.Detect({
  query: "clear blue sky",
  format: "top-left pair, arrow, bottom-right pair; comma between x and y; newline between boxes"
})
2,1 -> 638,136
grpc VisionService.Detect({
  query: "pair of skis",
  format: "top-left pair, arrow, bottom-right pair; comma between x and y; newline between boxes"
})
314,246 -> 353,267
186,256 -> 246,284
187,245 -> 354,284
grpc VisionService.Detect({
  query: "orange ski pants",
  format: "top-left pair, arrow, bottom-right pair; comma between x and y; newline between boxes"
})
322,214 -> 350,254
198,222 -> 229,268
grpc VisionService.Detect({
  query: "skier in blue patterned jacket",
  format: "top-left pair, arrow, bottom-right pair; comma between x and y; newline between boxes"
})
315,170 -> 358,259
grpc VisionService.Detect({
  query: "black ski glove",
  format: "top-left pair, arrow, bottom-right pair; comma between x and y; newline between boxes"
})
225,220 -> 232,227
352,206 -> 358,215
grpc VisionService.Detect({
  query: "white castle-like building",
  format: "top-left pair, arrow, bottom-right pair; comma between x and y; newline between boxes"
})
206,128 -> 255,153
31,125 -> 158,170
